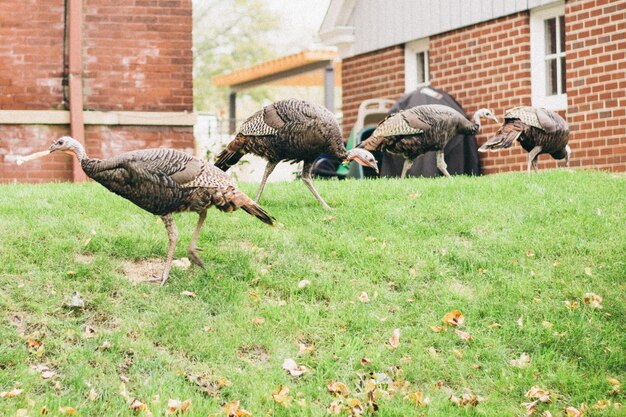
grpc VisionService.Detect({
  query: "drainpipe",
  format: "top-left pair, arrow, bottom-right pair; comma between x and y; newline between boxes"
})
67,0 -> 86,182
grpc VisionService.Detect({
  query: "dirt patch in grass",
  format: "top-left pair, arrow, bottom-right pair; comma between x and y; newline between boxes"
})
75,254 -> 95,264
122,259 -> 163,284
6,312 -> 27,336
237,344 -> 269,364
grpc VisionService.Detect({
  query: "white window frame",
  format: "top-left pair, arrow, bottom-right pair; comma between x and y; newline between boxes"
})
530,2 -> 567,110
404,38 -> 429,93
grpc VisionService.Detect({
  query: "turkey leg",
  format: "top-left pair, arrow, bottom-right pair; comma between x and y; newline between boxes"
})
436,151 -> 451,177
527,146 -> 542,174
188,209 -> 207,268
301,161 -> 331,210
159,213 -> 179,286
400,159 -> 414,179
255,161 -> 277,203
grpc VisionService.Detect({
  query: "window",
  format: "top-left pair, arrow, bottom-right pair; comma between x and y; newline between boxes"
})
531,3 -> 566,110
404,38 -> 429,92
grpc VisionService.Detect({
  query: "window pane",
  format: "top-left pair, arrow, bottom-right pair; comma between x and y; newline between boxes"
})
416,52 -> 425,84
545,17 -> 557,55
559,15 -> 565,53
546,58 -> 557,95
560,56 -> 566,93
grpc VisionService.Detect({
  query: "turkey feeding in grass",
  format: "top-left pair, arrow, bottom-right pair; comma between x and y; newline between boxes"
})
21,137 -> 276,285
214,98 -> 379,210
358,104 -> 499,178
478,106 -> 570,174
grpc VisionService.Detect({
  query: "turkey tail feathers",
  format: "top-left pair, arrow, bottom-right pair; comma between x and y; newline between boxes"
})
240,199 -> 276,226
478,122 -> 523,152
214,149 -> 244,171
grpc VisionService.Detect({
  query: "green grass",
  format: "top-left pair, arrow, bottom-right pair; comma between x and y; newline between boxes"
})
0,170 -> 625,417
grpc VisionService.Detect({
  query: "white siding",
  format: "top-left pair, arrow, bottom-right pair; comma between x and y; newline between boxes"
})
348,0 -> 561,56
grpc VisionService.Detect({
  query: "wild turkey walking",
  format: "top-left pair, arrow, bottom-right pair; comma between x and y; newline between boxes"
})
358,104 -> 498,178
214,98 -> 379,210
37,137 -> 275,285
478,106 -> 570,174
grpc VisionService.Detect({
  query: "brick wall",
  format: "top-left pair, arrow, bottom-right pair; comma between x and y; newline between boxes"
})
341,46 -> 405,139
83,0 -> 193,112
565,0 -> 626,172
0,0 -> 193,183
0,0 -> 66,110
430,12 -> 534,174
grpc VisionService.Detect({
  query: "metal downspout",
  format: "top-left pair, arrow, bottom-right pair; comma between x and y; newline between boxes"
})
68,0 -> 86,182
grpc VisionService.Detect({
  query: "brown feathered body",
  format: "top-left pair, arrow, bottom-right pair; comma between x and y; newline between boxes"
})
214,98 -> 347,170
479,106 -> 569,160
82,148 -> 274,224
358,104 -> 479,161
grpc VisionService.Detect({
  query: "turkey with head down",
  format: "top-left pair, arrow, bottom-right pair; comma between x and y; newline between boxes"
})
478,106 -> 571,174
214,98 -> 379,210
358,104 -> 498,178
32,137 -> 276,285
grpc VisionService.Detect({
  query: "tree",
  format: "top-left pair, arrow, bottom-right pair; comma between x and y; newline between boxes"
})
193,0 -> 278,113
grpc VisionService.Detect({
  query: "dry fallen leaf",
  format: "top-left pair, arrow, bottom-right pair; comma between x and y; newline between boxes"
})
442,310 -> 465,327
130,399 -> 149,412
388,328 -> 400,349
405,391 -> 430,407
282,358 -> 309,377
431,325 -> 447,333
593,400 -> 608,410
564,301 -> 579,310
526,386 -> 551,403
0,388 -> 23,398
219,401 -> 252,417
509,352 -> 531,368
408,192 -> 421,199
488,322 -> 502,329
449,392 -> 485,407
357,291 -> 370,303
97,340 -> 112,351
453,349 -> 463,359
248,291 -> 261,302
327,381 -> 350,398
166,399 -> 191,415
564,406 -> 582,417
180,290 -> 196,298
65,292 -> 85,309
251,317 -> 265,325
87,388 -> 98,401
517,316 -> 524,328
360,357 -> 372,366
543,411 -> 553,417
297,279 -> 311,289
455,329 -> 473,342
27,338 -> 42,349
59,407 -> 78,416
272,384 -> 291,408
522,399 -> 540,416
584,292 -> 603,309
608,378 -> 620,386
584,267 -> 593,276
83,326 -> 97,339
542,321 -> 554,329
327,400 -> 343,415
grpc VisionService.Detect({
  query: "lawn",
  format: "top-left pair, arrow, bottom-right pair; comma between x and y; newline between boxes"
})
0,170 -> 624,417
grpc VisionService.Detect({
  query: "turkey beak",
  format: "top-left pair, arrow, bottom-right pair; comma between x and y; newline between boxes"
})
488,115 -> 499,123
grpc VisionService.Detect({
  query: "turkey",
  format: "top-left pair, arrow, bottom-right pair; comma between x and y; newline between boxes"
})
214,98 -> 379,210
358,104 -> 498,178
478,106 -> 571,174
35,136 -> 276,285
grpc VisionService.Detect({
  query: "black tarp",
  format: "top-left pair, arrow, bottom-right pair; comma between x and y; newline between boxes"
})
378,87 -> 482,178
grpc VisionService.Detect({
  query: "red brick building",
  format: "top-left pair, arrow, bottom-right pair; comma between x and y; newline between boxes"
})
320,0 -> 626,173
0,0 -> 194,183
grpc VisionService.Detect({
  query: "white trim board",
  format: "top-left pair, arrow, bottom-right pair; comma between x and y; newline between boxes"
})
0,110 -> 197,126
